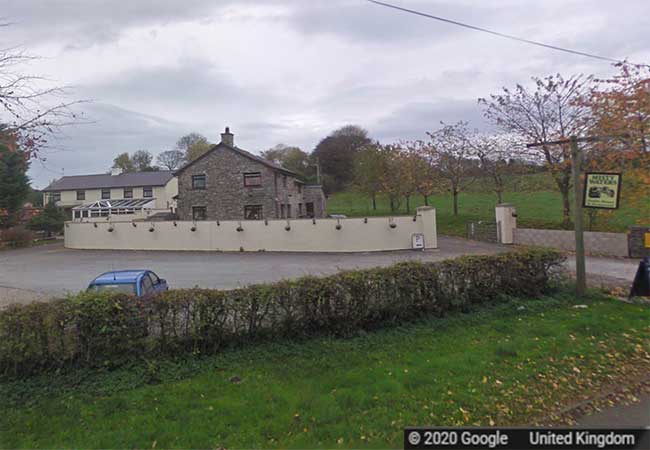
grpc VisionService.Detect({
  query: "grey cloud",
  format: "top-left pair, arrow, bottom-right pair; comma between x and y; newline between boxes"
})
371,99 -> 493,143
286,0 -> 500,43
5,0 -> 226,47
29,102 -> 190,188
78,60 -> 292,120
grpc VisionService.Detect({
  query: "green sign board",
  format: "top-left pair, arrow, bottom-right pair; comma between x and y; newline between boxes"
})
583,172 -> 622,209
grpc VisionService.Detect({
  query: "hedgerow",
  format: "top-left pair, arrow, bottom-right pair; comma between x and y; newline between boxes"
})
0,249 -> 564,377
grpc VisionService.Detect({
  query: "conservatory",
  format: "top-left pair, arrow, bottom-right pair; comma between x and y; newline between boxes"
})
72,198 -> 156,220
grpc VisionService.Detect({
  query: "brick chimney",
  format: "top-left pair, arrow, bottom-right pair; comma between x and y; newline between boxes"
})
221,126 -> 234,147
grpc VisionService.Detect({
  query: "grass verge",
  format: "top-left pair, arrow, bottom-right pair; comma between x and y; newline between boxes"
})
1,288 -> 649,448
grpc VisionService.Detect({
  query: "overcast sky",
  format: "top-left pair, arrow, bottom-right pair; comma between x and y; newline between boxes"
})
3,0 -> 649,188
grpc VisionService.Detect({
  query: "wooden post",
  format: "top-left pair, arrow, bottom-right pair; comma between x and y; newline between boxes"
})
571,136 -> 587,297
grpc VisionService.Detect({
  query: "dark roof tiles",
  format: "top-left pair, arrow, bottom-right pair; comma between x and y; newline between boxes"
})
43,171 -> 174,192
174,143 -> 300,177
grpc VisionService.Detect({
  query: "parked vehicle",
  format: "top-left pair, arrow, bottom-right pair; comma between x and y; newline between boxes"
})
87,270 -> 168,297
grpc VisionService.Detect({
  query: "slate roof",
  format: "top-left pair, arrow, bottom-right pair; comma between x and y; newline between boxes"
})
174,143 -> 300,178
42,171 -> 175,192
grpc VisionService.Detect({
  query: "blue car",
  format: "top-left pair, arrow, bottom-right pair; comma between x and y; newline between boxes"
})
87,270 -> 168,297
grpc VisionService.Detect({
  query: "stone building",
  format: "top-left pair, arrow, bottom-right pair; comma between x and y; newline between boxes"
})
175,128 -> 326,221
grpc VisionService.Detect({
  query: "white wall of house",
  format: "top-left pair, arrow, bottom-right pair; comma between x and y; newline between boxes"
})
44,181 -> 178,210
65,207 -> 438,253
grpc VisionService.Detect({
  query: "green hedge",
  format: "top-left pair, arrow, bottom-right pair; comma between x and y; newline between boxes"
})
0,249 -> 564,377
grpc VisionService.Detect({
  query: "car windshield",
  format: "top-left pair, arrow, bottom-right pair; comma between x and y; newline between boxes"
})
88,283 -> 136,295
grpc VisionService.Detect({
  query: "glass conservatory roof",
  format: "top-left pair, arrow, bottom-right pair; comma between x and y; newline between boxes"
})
72,198 -> 155,210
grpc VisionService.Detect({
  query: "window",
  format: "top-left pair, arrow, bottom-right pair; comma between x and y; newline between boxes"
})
192,174 -> 206,189
192,206 -> 207,221
298,203 -> 303,216
76,190 -> 85,201
50,192 -> 61,203
243,172 -> 262,187
280,204 -> 285,219
297,183 -> 302,194
123,188 -> 133,199
88,283 -> 136,295
244,205 -> 263,220
282,175 -> 287,187
286,204 -> 292,218
143,187 -> 153,198
101,188 -> 111,200
148,272 -> 160,285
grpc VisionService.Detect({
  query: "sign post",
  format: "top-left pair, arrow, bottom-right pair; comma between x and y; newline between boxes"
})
527,134 -> 626,298
570,137 -> 587,297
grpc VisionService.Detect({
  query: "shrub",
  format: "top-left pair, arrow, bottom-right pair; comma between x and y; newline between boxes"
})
0,249 -> 565,377
0,227 -> 33,248
28,203 -> 65,237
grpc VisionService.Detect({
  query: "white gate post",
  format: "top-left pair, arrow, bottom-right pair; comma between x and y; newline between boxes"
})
495,203 -> 517,244
417,206 -> 438,249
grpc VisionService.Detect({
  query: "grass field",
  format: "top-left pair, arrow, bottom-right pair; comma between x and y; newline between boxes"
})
2,289 -> 649,448
326,173 -> 643,236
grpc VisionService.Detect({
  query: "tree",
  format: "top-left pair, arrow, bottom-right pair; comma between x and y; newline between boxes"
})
131,150 -> 154,171
378,143 -> 409,213
156,150 -> 185,170
26,187 -> 44,207
261,144 -> 310,178
312,125 -> 371,193
112,152 -> 135,172
399,143 -> 425,214
479,74 -> 592,226
405,139 -> 443,207
176,132 -> 212,162
469,133 -> 521,204
426,121 -> 478,216
0,27 -> 84,157
353,142 -> 388,210
585,63 -> 650,226
28,203 -> 64,237
0,139 -> 30,227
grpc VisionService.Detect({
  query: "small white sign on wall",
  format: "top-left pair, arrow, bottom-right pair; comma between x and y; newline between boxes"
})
411,233 -> 425,250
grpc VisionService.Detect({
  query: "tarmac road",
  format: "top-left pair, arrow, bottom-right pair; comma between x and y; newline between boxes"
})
0,237 -> 643,306
0,236 -> 505,304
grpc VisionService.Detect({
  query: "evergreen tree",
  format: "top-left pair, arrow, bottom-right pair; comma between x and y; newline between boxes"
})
0,142 -> 30,227
28,203 -> 65,237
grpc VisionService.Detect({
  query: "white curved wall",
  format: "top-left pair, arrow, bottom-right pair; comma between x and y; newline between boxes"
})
65,207 -> 437,253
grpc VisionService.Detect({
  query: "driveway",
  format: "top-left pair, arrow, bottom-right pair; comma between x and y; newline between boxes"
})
0,237 -> 505,305
0,237 -> 642,306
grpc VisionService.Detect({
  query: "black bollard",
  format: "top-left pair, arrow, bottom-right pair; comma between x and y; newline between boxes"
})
629,257 -> 650,299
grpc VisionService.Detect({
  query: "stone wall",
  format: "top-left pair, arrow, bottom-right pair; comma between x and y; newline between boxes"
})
176,145 -> 311,221
64,207 -> 437,253
514,228 -> 629,257
628,226 -> 650,258
303,185 -> 327,218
